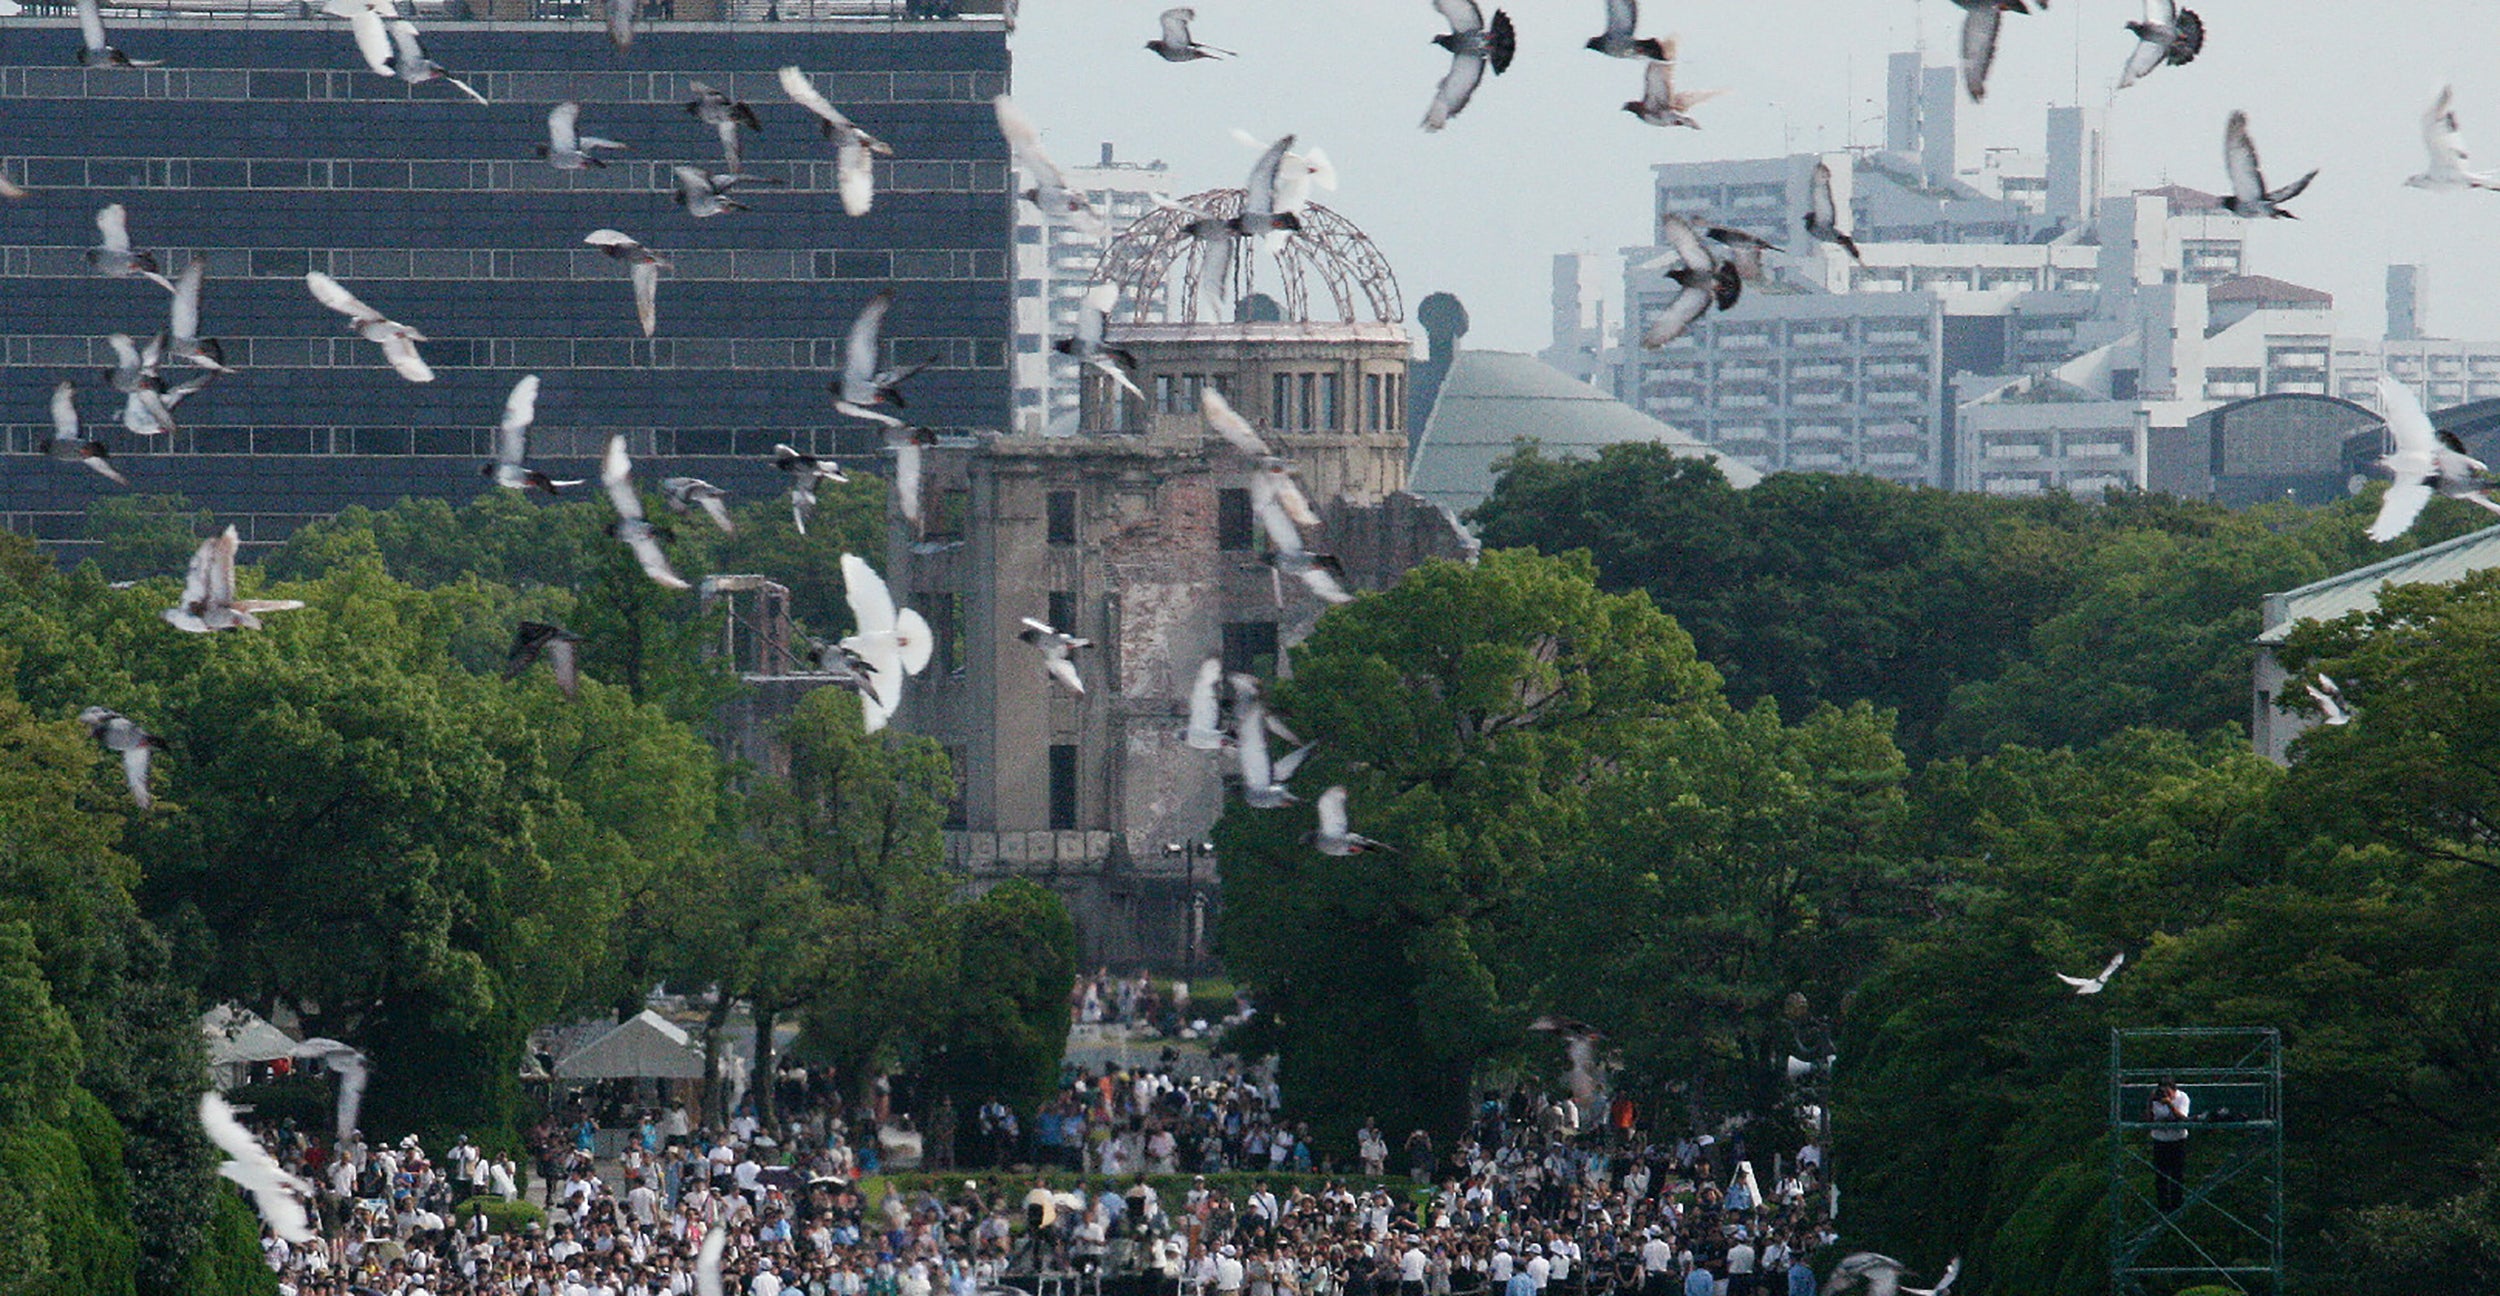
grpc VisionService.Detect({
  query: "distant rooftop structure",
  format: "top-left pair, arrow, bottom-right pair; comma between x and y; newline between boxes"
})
2135,184 -> 2225,213
2209,275 -> 2334,309
2253,523 -> 2500,762
1408,349 -> 1759,518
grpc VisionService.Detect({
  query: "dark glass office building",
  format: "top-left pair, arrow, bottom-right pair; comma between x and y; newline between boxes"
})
0,1 -> 1011,554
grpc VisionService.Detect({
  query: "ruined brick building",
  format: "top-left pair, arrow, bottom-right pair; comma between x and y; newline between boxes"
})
894,195 -> 1476,968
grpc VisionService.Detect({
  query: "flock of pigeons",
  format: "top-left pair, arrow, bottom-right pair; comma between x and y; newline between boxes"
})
49,0 -> 2497,1281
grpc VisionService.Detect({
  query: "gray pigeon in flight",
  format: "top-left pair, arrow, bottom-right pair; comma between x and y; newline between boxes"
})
1621,41 -> 1722,129
1641,215 -> 1740,349
88,204 -> 174,290
773,443 -> 850,536
2305,674 -> 2352,727
1146,8 -> 1232,61
2054,951 -> 2125,995
1307,785 -> 1394,856
2118,0 -> 2203,89
662,477 -> 736,534
2219,110 -> 2315,220
505,622 -> 585,697
383,17 -> 488,103
306,272 -> 433,382
1057,283 -> 1144,400
1585,0 -> 1666,59
76,0 -> 161,66
583,229 -> 670,337
599,435 -> 690,590
1803,159 -> 1862,262
539,101 -> 627,171
163,527 -> 305,633
106,332 -> 179,437
1952,0 -> 2043,103
480,375 -> 582,496
79,706 -> 163,808
1018,617 -> 1093,694
48,381 -> 127,485
685,81 -> 762,169
831,291 -> 932,428
781,65 -> 894,218
996,95 -> 1108,234
1424,0 -> 1517,132
167,259 -> 234,374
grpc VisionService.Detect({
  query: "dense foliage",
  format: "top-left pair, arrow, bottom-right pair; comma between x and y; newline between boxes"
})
1468,444 -> 2485,759
1215,456 -> 2500,1293
0,483 -> 1068,1283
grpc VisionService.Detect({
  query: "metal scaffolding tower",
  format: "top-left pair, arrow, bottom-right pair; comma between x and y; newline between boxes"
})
2108,1027 -> 2283,1295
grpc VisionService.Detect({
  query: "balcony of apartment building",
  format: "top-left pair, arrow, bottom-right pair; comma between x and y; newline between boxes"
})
1788,324 -> 1852,349
1850,267 -> 1913,293
1788,382 -> 1853,409
2206,367 -> 2262,401
1713,323 -> 1778,350
1715,360 -> 1779,383
1863,324 -> 1932,349
1864,383 -> 1928,408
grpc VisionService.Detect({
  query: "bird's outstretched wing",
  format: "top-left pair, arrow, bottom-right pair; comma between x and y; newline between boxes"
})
1202,388 -> 1272,456
1424,49 -> 1487,132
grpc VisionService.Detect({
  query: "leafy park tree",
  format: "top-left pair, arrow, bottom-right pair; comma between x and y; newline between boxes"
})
1220,548 -> 1918,1147
921,878 -> 1082,1129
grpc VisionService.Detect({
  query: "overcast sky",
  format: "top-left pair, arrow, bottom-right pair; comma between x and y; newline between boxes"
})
1010,1 -> 2500,354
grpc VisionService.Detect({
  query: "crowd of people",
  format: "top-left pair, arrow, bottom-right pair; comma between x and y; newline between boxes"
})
240,1054 -> 1835,1296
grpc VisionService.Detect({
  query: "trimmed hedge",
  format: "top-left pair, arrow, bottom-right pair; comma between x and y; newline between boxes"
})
178,1189 -> 279,1296
0,1088 -> 138,1296
455,1195 -> 547,1234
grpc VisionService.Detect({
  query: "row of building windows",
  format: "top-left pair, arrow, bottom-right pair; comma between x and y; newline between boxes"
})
5,155 -> 1007,195
1270,371 -> 1340,433
0,333 -> 1008,371
1,423 -> 902,459
0,65 -> 1006,106
0,244 -> 1007,283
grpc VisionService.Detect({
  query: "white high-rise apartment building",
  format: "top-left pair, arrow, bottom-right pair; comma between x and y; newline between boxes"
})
1010,144 -> 1172,433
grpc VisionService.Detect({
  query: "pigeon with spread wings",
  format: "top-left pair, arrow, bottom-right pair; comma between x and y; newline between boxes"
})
2055,951 -> 2125,995
2220,110 -> 2316,219
1423,0 -> 1516,132
1146,8 -> 1232,61
79,707 -> 162,808
838,554 -> 934,734
1018,618 -> 1093,694
306,271 -> 434,382
600,435 -> 691,590
782,66 -> 894,218
2366,375 -> 2498,541
200,1093 -> 317,1244
1058,283 -> 1144,400
1622,41 -> 1721,129
164,526 -> 305,633
480,376 -> 581,496
76,0 -> 161,66
1586,0 -> 1665,59
997,95 -> 1108,235
1804,160 -> 1862,263
49,381 -> 128,485
583,229 -> 670,337
89,204 -> 174,290
506,622 -> 585,697
540,101 -> 627,171
2118,0 -> 2203,89
1307,785 -> 1393,855
2408,86 -> 2499,192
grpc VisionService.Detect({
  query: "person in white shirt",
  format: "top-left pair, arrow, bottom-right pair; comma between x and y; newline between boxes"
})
2149,1079 -> 2193,1213
1524,1244 -> 1550,1291
1400,1238 -> 1428,1296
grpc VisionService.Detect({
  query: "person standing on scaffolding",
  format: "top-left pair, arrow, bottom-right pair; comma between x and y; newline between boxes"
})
2148,1079 -> 2192,1213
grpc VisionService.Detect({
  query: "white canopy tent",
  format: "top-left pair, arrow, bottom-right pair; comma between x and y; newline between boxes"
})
200,1004 -> 299,1089
552,1009 -> 705,1081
